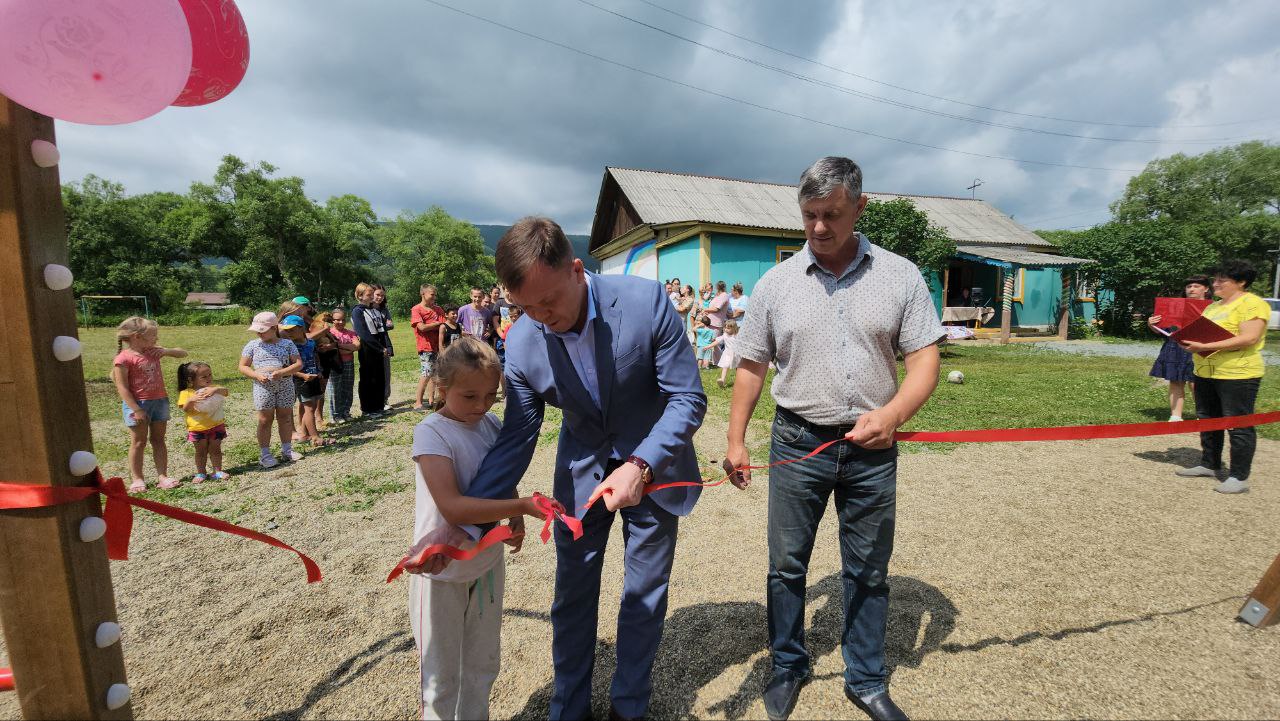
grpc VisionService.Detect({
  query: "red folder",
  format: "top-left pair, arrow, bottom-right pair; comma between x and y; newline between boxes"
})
1154,297 -> 1211,329
1169,315 -> 1234,357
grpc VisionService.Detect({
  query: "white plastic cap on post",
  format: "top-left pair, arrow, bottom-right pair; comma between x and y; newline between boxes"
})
30,139 -> 60,168
68,451 -> 97,477
79,516 -> 107,543
43,264 -> 74,290
52,336 -> 82,362
95,622 -> 122,648
105,683 -> 130,710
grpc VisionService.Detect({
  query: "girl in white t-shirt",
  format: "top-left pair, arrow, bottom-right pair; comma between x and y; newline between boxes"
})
406,336 -> 562,720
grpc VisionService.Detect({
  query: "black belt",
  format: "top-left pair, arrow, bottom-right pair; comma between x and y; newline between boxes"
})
776,405 -> 856,439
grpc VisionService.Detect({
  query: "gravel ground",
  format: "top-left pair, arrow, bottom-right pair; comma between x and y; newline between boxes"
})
2,377 -> 1278,720
1035,339 -> 1280,365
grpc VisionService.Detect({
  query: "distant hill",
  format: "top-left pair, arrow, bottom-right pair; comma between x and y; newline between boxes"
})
473,224 -> 600,273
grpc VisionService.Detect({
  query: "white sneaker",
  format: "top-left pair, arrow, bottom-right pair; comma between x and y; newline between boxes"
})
1214,477 -> 1249,494
1174,465 -> 1217,478
1168,415 -> 1183,422
282,449 -> 304,462
259,455 -> 279,469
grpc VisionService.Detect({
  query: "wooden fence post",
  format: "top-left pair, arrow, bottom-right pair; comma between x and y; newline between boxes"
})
0,97 -> 132,719
1239,554 -> 1280,628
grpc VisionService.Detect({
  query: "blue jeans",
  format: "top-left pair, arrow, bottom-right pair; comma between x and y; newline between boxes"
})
767,407 -> 897,698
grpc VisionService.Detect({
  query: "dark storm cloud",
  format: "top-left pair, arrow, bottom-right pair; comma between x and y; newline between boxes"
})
51,0 -> 1280,233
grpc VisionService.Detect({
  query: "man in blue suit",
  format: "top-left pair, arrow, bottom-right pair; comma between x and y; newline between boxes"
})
461,216 -> 706,720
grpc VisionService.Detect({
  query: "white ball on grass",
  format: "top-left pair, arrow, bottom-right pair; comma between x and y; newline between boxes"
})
947,370 -> 965,384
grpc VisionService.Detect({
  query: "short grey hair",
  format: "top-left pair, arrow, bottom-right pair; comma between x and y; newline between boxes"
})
798,156 -> 863,205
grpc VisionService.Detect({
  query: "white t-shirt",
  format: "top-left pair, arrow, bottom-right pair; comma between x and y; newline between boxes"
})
411,411 -> 504,583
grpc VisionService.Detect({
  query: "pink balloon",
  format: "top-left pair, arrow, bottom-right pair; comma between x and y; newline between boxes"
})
0,0 -> 192,125
172,0 -> 249,107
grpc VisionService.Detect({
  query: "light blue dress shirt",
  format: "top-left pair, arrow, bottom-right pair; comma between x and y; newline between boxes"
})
553,274 -> 602,410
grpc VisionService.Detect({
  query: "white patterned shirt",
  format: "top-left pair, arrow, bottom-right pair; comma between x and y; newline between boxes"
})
736,234 -> 944,425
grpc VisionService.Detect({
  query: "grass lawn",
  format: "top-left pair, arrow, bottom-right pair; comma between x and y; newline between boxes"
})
76,324 -> 1280,466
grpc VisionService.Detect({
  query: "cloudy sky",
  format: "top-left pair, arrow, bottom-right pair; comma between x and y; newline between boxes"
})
52,0 -> 1280,235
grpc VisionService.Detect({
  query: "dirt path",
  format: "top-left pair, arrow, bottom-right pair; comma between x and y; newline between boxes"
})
2,378 -> 1278,719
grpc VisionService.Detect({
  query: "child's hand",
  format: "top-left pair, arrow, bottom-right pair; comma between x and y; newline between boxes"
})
195,387 -> 214,399
301,372 -> 318,381
503,516 -> 525,553
523,494 -> 565,519
404,525 -> 472,575
1148,314 -> 1162,327
130,407 -> 146,423
255,372 -> 271,384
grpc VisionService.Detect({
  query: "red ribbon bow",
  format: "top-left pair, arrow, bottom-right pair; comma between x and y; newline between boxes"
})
386,491 -> 582,582
0,470 -> 321,583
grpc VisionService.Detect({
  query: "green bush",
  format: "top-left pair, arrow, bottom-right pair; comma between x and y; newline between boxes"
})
81,307 -> 254,328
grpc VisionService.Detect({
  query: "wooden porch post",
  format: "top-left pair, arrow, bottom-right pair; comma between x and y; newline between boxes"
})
1057,268 -> 1072,340
0,98 -> 132,718
999,268 -> 1014,343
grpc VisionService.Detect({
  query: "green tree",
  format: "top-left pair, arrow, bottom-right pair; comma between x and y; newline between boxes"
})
858,197 -> 956,283
182,155 -> 375,309
63,175 -> 197,312
1110,141 -> 1280,289
376,208 -> 496,315
1039,220 -> 1217,336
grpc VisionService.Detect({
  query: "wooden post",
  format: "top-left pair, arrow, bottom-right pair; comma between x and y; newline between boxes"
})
999,268 -> 1014,343
1239,554 -> 1280,628
0,97 -> 132,718
1057,269 -> 1072,340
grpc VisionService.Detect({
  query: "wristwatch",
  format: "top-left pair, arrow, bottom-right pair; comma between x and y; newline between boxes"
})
627,455 -> 653,484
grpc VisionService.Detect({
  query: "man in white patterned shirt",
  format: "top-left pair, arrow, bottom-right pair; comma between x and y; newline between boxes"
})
724,156 -> 944,721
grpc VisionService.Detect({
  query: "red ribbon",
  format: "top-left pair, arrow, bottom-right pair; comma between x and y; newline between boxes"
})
393,412 -> 1280,574
639,411 -> 1280,496
535,492 -> 583,543
0,470 -> 321,583
0,668 -> 13,693
386,492 -> 580,583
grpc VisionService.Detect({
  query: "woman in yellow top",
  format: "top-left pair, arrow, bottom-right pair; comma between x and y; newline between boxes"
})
1175,260 -> 1270,494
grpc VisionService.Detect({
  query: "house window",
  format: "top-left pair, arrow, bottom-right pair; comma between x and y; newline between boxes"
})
1076,276 -> 1096,302
1011,268 -> 1026,303
776,245 -> 802,263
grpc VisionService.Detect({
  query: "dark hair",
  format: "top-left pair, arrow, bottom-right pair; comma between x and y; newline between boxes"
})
1184,275 -> 1211,289
716,280 -> 727,292
495,216 -> 575,290
372,284 -> 389,311
444,304 -> 459,314
1214,259 -> 1257,288
176,361 -> 211,393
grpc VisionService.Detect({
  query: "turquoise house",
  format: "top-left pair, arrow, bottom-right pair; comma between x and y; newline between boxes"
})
588,167 -> 1096,339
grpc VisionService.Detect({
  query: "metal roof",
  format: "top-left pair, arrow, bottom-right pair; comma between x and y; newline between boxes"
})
955,245 -> 1096,268
606,167 -> 1055,249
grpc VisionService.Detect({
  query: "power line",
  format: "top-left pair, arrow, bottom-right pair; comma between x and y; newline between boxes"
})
420,0 -> 1142,173
634,0 -> 1276,131
572,0 -> 1263,146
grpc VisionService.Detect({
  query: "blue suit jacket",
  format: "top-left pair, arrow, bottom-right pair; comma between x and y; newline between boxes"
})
466,272 -> 707,518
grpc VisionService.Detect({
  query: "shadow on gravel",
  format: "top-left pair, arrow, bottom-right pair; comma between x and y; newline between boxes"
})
262,630 -> 415,721
1134,446 -> 1206,468
934,596 -> 1238,655
511,574 -> 958,720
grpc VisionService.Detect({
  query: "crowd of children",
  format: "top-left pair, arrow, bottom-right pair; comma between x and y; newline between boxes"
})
109,279 -> 743,719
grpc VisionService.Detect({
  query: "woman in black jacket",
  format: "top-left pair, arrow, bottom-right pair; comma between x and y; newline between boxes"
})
351,282 -> 389,417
